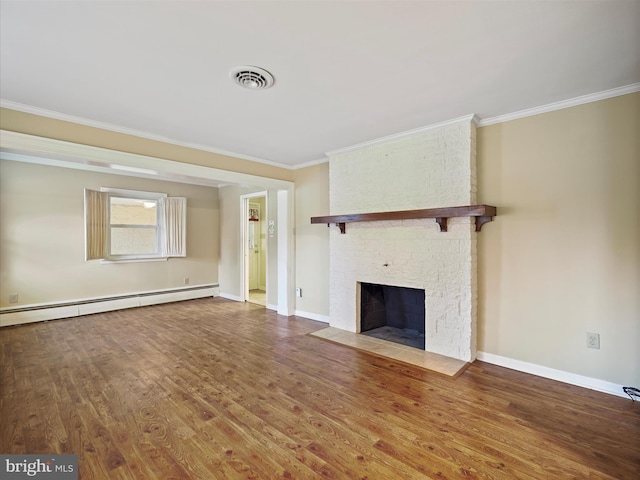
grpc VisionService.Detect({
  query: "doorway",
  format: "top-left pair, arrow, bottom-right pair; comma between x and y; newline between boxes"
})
243,193 -> 267,306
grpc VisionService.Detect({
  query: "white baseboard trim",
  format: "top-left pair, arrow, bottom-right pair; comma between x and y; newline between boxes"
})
476,351 -> 628,399
267,303 -> 278,311
218,292 -> 242,302
294,310 -> 330,323
0,285 -> 218,327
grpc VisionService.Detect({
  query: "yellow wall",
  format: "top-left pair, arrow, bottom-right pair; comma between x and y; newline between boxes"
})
0,159 -> 219,306
477,92 -> 640,386
294,162 -> 330,317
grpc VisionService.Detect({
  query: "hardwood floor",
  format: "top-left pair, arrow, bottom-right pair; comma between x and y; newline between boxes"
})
1,298 -> 638,479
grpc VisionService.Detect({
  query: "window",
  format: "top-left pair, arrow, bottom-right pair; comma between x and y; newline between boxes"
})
85,188 -> 186,262
110,196 -> 159,256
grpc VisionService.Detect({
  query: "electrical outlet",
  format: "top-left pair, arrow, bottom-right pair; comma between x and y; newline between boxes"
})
9,293 -> 19,304
587,332 -> 600,349
296,287 -> 302,298
184,277 -> 190,285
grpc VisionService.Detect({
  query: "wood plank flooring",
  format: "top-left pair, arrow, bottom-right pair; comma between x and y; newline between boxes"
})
1,298 -> 638,479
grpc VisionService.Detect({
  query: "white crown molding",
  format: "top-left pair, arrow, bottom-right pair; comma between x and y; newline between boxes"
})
0,99 -> 295,170
477,83 -> 640,127
292,157 -> 329,170
477,351 -> 628,399
325,114 -> 478,157
324,83 -> 639,158
4,83 -> 637,168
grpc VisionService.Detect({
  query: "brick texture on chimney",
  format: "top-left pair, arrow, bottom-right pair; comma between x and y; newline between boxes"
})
328,120 -> 477,362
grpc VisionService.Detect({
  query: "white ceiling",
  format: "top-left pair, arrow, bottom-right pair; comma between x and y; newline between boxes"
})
1,1 -> 639,168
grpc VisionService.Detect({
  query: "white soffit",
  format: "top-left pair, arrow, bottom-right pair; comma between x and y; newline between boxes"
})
0,130 -> 294,191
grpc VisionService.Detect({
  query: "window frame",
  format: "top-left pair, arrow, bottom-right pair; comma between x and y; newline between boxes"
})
101,187 -> 167,262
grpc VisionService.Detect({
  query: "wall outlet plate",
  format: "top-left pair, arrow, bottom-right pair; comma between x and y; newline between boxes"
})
296,288 -> 302,298
586,332 -> 600,349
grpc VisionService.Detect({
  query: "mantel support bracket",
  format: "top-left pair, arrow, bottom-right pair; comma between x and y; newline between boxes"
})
435,217 -> 448,232
475,216 -> 493,232
329,217 -> 494,234
327,222 -> 346,234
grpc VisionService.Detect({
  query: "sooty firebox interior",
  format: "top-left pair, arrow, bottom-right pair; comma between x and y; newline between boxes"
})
359,283 -> 425,349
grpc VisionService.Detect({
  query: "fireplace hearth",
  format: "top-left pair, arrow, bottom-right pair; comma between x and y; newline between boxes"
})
359,283 -> 425,350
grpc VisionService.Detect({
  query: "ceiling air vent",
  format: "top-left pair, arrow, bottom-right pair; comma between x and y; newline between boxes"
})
229,66 -> 274,90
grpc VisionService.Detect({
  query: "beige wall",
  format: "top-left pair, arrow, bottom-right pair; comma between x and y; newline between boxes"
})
477,92 -> 640,386
0,159 -> 219,307
293,162 -> 330,317
0,107 -> 293,182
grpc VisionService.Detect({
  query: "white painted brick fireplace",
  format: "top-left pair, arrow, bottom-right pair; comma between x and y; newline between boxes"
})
327,116 -> 478,362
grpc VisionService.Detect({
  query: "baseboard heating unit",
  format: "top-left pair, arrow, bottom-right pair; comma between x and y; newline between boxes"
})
0,284 -> 219,327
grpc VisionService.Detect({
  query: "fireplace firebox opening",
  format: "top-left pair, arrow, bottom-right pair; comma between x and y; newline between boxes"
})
359,282 -> 425,350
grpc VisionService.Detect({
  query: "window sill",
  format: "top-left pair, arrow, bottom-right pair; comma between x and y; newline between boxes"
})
100,257 -> 168,264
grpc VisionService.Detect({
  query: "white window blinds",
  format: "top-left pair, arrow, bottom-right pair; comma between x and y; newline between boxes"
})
159,196 -> 187,257
84,189 -> 108,260
84,189 -> 186,261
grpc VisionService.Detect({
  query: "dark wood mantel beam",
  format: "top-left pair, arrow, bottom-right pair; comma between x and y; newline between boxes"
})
311,205 -> 497,233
